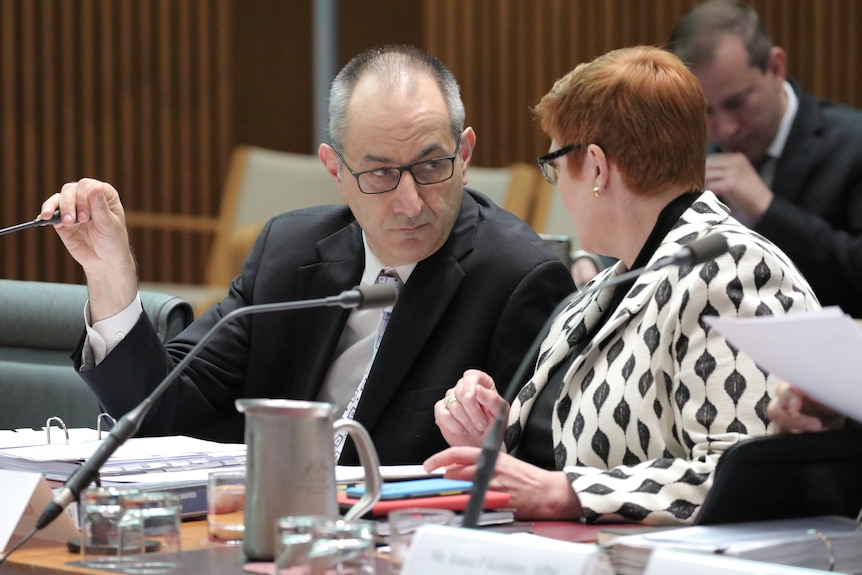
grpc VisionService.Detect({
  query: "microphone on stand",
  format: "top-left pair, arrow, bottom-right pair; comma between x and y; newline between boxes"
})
0,210 -> 62,236
35,283 -> 399,531
460,233 -> 730,528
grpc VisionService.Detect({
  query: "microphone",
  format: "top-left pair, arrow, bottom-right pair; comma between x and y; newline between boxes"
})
0,210 -> 62,236
460,233 -> 729,527
35,283 -> 398,531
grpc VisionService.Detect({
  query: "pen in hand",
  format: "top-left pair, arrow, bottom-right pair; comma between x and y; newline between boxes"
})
0,210 -> 63,237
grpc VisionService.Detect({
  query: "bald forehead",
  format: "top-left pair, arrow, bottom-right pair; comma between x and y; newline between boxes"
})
344,72 -> 448,135
350,68 -> 442,108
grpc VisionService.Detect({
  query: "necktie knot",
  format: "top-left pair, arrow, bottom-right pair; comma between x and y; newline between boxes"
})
377,267 -> 403,286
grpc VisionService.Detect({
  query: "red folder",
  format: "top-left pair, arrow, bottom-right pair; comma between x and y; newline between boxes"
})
337,490 -> 511,517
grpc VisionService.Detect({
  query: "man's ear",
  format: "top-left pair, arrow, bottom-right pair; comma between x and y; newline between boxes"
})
459,127 -> 477,185
767,46 -> 787,81
319,144 -> 341,178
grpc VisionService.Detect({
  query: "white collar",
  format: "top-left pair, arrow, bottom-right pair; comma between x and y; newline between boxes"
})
766,80 -> 798,160
360,231 -> 417,285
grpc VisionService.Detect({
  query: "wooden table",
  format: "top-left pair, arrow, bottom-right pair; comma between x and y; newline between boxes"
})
1,518 -> 609,574
1,520 -> 248,575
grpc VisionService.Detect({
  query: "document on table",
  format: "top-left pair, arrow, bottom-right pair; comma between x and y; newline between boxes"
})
705,306 -> 862,423
0,435 -> 246,481
336,464 -> 441,484
0,430 -> 438,485
0,427 -> 101,448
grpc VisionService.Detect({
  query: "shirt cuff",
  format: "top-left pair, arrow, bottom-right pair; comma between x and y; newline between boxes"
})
82,294 -> 143,368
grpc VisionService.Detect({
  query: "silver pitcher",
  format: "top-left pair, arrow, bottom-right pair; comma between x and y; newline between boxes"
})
236,399 -> 382,561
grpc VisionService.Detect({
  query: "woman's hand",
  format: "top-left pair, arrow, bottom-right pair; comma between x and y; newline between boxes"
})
768,381 -> 845,433
434,370 -> 508,447
423,446 -> 582,520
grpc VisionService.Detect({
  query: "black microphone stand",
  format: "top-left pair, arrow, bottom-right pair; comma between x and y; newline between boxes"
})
460,294 -> 574,528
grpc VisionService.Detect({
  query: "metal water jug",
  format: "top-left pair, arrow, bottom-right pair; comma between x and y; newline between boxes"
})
236,399 -> 382,561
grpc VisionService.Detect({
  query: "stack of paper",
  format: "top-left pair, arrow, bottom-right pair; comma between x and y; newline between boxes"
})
605,516 -> 862,575
0,435 -> 246,481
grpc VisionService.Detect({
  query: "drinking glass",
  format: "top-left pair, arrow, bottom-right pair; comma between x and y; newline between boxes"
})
307,518 -> 376,575
78,486 -> 141,569
207,468 -> 246,545
387,508 -> 455,574
274,516 -> 376,574
117,491 -> 182,574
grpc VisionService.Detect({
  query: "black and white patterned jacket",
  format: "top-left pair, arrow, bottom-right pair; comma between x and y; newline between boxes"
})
504,191 -> 820,525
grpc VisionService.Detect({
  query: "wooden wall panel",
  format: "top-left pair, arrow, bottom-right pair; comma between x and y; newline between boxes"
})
2,0 -> 861,287
425,0 -> 862,167
0,0 -> 231,285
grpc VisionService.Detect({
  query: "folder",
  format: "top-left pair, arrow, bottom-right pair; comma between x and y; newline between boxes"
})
606,515 -> 862,575
337,489 -> 511,517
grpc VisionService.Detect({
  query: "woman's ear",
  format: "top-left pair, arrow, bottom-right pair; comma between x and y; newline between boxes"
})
586,144 -> 608,192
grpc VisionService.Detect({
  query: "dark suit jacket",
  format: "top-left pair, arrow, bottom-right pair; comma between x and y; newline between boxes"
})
725,80 -> 862,317
80,190 -> 575,464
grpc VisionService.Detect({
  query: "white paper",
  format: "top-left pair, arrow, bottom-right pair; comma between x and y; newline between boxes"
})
0,435 -> 246,480
705,307 -> 862,422
0,470 -> 78,552
0,427 -> 100,449
335,464 -> 442,484
645,548 -> 842,575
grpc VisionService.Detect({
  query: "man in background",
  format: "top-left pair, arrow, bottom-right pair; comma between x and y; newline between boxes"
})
669,0 -> 862,317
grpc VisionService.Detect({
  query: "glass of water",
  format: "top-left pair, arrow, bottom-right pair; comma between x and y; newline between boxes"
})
307,518 -> 376,575
206,469 -> 246,545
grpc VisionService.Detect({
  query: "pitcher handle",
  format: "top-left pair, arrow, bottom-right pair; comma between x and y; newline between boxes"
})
333,418 -> 382,522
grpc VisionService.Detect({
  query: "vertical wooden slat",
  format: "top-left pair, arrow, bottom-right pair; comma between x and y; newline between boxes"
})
39,0 -> 60,281
79,0 -> 96,178
20,0 -> 38,277
177,0 -> 193,283
1,1 -> 21,278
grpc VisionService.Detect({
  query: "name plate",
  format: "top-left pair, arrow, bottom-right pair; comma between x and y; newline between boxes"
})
401,524 -> 613,575
0,470 -> 78,553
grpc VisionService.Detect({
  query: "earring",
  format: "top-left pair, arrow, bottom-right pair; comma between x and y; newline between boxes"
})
593,186 -> 600,198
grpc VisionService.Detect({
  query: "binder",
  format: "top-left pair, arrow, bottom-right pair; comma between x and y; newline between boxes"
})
606,515 -> 862,575
337,489 -> 511,517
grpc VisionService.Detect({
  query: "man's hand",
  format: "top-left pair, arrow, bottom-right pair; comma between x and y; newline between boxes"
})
705,153 -> 774,223
42,179 -> 138,321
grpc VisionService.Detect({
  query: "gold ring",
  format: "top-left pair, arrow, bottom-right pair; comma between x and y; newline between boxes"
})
444,395 -> 459,409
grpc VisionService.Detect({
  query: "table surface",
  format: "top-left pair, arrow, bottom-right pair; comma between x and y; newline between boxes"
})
1,518 -> 615,575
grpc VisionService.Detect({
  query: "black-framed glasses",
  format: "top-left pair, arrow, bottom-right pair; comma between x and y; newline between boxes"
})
537,144 -> 581,185
333,140 -> 461,194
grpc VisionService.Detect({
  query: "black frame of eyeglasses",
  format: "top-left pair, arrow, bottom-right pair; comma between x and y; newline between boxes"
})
536,144 -> 581,184
332,141 -> 461,194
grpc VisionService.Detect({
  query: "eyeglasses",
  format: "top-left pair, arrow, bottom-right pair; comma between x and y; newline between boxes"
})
332,141 -> 461,194
537,144 -> 581,185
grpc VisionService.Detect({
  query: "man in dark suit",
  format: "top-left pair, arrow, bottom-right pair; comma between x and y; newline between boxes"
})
41,45 -> 574,464
669,0 -> 862,317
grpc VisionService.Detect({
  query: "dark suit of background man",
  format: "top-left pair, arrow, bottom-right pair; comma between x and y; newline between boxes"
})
669,0 -> 862,317
42,45 -> 574,465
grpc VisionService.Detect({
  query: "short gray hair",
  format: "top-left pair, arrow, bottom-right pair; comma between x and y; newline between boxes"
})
328,45 -> 465,151
667,0 -> 773,72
